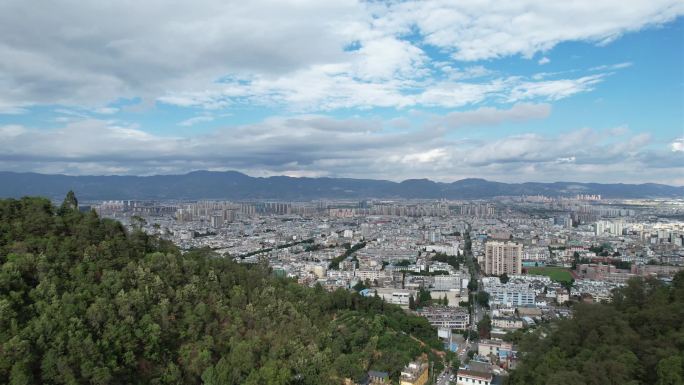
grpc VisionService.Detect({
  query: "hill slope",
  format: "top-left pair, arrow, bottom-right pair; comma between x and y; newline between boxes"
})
0,195 -> 443,384
0,171 -> 682,200
509,273 -> 684,385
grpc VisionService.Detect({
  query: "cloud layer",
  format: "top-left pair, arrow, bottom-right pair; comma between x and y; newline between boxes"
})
1,111 -> 681,184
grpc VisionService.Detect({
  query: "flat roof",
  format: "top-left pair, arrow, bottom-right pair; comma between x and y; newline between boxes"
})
458,369 -> 493,380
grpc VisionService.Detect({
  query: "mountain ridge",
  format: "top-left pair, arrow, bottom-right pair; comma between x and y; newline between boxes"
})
0,170 -> 682,200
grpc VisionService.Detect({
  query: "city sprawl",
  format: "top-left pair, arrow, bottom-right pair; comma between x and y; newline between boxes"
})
86,194 -> 684,384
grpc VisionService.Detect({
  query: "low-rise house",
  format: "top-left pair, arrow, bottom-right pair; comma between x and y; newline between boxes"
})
456,369 -> 493,385
367,370 -> 390,384
556,291 -> 570,304
399,359 -> 429,385
374,288 -> 416,307
492,316 -> 523,330
478,339 -> 513,362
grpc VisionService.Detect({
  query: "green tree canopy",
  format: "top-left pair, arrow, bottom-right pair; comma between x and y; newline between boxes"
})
0,195 -> 444,385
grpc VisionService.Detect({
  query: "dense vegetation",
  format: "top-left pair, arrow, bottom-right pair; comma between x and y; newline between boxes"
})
0,196 -> 443,385
509,272 -> 684,385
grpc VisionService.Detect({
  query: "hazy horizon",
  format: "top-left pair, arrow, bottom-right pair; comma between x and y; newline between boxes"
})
2,168 -> 684,187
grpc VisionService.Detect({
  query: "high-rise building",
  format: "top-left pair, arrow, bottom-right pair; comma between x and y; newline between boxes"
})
484,241 -> 522,276
595,220 -> 625,236
210,214 -> 224,228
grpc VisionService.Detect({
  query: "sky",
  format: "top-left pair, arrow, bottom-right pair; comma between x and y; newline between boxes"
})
0,0 -> 683,184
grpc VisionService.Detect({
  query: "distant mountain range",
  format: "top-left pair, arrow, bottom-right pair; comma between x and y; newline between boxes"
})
0,170 -> 682,200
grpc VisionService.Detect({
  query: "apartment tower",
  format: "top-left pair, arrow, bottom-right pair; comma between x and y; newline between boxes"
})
484,241 -> 522,275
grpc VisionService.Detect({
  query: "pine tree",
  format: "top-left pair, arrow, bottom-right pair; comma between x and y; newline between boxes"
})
59,190 -> 78,214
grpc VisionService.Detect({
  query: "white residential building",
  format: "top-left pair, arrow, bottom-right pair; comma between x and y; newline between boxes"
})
456,370 -> 493,385
486,283 -> 536,307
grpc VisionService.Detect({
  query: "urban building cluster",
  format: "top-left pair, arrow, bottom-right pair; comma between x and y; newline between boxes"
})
89,195 -> 684,384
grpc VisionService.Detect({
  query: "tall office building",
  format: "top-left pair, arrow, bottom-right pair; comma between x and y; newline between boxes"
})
484,241 -> 522,276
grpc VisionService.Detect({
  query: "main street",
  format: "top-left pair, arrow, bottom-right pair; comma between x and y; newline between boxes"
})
462,229 -> 486,364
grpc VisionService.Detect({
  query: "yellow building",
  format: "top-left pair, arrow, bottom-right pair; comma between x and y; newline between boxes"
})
399,359 -> 429,385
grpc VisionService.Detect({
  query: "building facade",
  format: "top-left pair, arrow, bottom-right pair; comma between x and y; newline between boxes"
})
417,306 -> 470,330
484,241 -> 522,275
456,370 -> 492,385
486,284 -> 535,307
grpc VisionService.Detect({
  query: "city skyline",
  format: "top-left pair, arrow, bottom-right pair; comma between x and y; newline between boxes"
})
0,1 -> 683,184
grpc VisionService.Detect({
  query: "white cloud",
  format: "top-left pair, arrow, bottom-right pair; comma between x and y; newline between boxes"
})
384,1 -> 684,61
159,70 -> 609,111
590,62 -> 633,71
507,74 -> 606,102
414,79 -> 507,108
538,57 -> 551,65
178,116 -> 215,127
353,37 -> 426,81
401,148 -> 449,164
0,0 -> 679,112
439,65 -> 494,80
0,0 -> 367,109
672,138 -> 684,152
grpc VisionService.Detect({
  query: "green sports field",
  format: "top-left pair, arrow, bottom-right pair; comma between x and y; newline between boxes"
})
526,267 -> 573,283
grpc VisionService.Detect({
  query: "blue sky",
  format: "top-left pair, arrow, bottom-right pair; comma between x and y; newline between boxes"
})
0,0 -> 682,184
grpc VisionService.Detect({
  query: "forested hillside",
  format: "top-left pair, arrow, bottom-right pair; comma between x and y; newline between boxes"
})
0,195 -> 443,385
509,271 -> 684,385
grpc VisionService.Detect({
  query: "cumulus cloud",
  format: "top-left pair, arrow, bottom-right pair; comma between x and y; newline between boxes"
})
0,0 -> 679,111
383,1 -> 684,61
0,0 -> 365,109
538,57 -> 551,65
